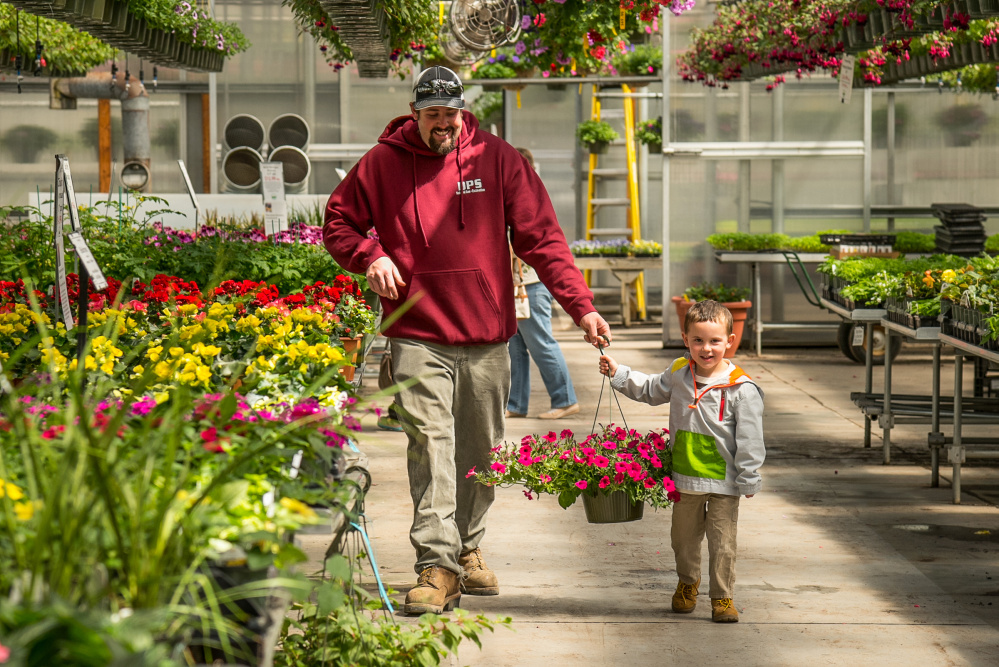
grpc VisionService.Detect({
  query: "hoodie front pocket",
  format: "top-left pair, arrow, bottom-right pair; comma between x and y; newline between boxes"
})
673,430 -> 727,480
403,269 -> 502,343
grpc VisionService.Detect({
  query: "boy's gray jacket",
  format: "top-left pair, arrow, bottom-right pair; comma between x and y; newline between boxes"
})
610,357 -> 765,496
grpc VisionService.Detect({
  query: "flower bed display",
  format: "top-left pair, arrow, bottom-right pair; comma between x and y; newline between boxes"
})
571,238 -> 663,257
469,424 -> 677,515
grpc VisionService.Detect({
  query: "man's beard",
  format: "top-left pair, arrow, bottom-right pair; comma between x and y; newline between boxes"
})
429,127 -> 459,155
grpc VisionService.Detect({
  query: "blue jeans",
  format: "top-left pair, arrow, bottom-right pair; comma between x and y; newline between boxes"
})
507,282 -> 577,414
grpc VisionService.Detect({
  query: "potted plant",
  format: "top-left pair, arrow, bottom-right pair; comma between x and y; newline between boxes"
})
672,282 -> 752,358
613,43 -> 662,85
634,116 -> 663,154
469,60 -> 517,92
629,239 -> 662,257
575,120 -> 619,154
468,424 -> 677,524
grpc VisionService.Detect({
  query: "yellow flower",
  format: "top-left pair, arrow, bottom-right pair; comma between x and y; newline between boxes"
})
193,342 -> 222,357
299,363 -> 309,374
147,345 -> 164,362
195,364 -> 212,385
941,269 -> 957,283
179,324 -> 205,341
279,496 -> 317,519
177,304 -> 199,316
0,479 -> 24,501
169,347 -> 185,358
154,361 -> 174,379
14,501 -> 35,521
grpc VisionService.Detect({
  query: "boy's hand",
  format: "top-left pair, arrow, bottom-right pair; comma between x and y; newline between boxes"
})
745,494 -> 755,498
598,355 -> 618,377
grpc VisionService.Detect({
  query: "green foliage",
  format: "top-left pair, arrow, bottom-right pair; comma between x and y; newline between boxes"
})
275,554 -> 511,667
927,64 -> 999,95
705,233 -> 794,251
470,61 -> 517,80
683,282 -> 751,303
0,6 -> 114,76
0,201 -> 360,295
892,231 -> 936,254
986,234 -> 999,254
614,43 -> 662,76
127,0 -> 249,55
635,117 -> 662,148
575,120 -> 618,147
469,91 -> 504,124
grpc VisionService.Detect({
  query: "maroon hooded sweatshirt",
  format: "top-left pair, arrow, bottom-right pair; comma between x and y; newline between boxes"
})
323,112 -> 595,346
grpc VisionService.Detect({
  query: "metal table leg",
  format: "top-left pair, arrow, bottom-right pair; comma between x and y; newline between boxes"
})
864,322 -> 874,448
952,352 -> 964,504
930,342 -> 941,487
753,261 -> 762,356
882,328 -> 893,464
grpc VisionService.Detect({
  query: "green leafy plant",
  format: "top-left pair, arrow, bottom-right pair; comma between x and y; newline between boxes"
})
469,91 -> 503,124
575,120 -> 618,148
635,117 -> 662,148
986,233 -> 999,255
683,282 -> 751,303
276,554 -> 510,667
470,61 -> 517,80
614,43 -> 662,76
892,231 -> 936,254
0,6 -> 114,76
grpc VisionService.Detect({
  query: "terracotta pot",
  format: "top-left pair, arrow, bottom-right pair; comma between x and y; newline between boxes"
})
671,297 -> 751,358
339,336 -> 363,381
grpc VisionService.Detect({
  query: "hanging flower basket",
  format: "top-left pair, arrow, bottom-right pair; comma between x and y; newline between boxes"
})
582,490 -> 644,524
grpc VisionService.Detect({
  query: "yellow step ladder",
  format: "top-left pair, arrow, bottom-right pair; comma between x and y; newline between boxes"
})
584,83 -> 646,322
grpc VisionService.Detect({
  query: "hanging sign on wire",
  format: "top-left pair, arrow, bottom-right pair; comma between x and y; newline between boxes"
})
53,156 -> 75,330
66,231 -> 108,291
838,55 -> 856,104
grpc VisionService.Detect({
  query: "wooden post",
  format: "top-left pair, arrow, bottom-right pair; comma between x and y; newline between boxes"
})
202,93 -> 212,193
98,99 -> 112,192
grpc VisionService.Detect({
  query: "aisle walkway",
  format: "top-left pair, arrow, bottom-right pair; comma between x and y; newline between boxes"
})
309,329 -> 999,666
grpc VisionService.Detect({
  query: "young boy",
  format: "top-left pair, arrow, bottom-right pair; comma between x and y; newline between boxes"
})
598,300 -> 765,623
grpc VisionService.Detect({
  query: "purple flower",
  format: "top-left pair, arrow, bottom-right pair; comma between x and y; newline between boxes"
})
520,15 -> 532,30
515,41 -> 526,55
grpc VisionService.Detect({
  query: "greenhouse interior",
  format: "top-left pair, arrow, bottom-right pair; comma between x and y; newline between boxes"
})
1,0 -> 999,665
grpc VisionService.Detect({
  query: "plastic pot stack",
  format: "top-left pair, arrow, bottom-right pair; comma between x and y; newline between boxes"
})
932,203 -> 988,256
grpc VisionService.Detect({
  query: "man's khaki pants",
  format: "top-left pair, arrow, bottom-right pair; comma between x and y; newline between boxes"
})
671,492 -> 740,599
391,338 -> 509,575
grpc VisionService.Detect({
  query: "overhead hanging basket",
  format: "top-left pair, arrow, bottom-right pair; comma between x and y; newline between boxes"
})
320,0 -> 391,77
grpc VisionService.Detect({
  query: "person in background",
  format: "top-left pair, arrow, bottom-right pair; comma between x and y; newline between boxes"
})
323,66 -> 611,616
506,149 -> 580,421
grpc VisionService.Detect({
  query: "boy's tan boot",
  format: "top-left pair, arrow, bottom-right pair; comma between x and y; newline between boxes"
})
711,598 -> 740,623
458,547 -> 499,595
403,566 -> 461,615
671,578 -> 699,613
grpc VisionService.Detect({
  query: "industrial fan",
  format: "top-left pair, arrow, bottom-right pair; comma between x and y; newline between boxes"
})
449,0 -> 521,52
438,21 -> 485,66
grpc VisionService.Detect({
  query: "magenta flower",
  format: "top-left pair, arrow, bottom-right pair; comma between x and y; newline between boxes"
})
523,489 -> 534,500
466,466 -> 477,478
598,475 -> 611,489
540,474 -> 552,483
542,431 -> 557,443
575,480 -> 588,490
662,477 -> 676,492
491,462 -> 507,474
559,428 -> 573,439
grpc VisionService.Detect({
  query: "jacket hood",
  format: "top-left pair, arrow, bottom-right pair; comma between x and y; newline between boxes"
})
375,112 -> 480,246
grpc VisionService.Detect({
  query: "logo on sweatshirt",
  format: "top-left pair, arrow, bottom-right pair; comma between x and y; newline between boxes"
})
456,178 -> 484,195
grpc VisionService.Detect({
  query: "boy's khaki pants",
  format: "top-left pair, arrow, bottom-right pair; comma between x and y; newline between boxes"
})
671,492 -> 740,599
391,338 -> 509,576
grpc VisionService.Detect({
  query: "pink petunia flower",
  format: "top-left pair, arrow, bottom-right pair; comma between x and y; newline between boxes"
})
559,428 -> 573,439
466,466 -> 477,478
643,477 -> 657,489
523,489 -> 534,500
491,462 -> 507,474
575,480 -> 587,490
540,474 -> 552,483
543,431 -> 557,443
662,477 -> 676,492
598,475 -> 611,489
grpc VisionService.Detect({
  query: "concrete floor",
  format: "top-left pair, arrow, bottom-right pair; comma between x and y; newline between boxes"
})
302,328 -> 999,666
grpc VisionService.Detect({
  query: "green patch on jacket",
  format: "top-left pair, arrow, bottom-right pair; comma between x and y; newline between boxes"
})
673,430 -> 727,480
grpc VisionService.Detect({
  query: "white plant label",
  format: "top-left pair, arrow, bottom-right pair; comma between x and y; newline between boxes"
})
67,231 -> 109,292
0,357 -> 14,394
839,55 -> 856,104
852,324 -> 865,347
260,162 -> 288,236
177,159 -> 202,231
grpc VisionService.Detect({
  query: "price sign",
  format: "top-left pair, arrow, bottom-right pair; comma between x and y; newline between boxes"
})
838,55 -> 856,104
260,161 -> 288,236
852,324 -> 865,347
54,156 -> 75,330
67,231 -> 109,291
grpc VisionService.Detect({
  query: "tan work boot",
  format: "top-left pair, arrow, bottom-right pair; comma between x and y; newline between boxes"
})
671,578 -> 699,613
458,548 -> 499,595
711,598 -> 740,623
403,566 -> 461,615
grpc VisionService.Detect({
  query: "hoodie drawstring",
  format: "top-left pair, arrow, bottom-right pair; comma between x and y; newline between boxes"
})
412,153 -> 430,248
457,140 -> 466,230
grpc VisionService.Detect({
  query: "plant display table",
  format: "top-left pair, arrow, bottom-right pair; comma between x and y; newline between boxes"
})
572,256 -> 661,327
937,335 -> 999,504
715,250 -> 832,356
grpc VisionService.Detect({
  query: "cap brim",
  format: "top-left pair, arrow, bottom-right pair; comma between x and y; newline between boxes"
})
413,97 -> 465,111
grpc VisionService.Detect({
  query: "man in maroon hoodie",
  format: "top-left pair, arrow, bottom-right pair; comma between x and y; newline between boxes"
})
323,66 -> 611,615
